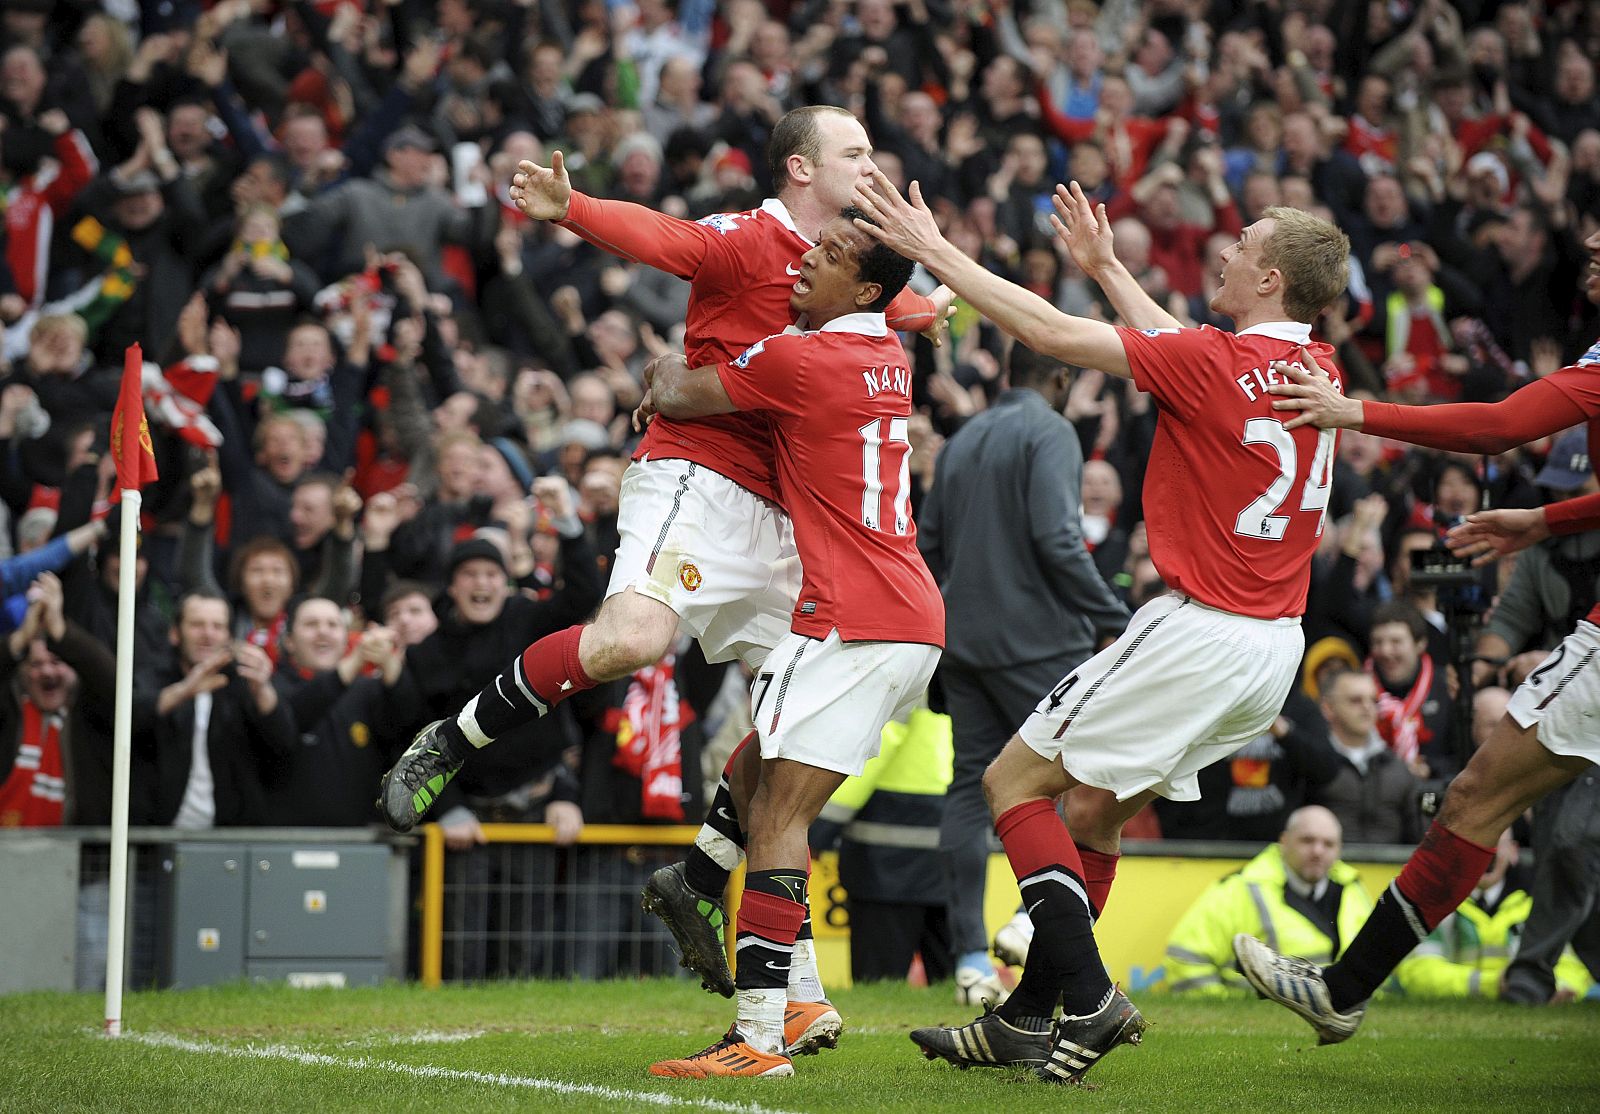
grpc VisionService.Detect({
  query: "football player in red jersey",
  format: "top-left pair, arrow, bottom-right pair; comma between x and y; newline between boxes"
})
379,107 -> 950,1052
639,209 -> 942,1078
851,174 -> 1352,1083
1230,225 -> 1600,1044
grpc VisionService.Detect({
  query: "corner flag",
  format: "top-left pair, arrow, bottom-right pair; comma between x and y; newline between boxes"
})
110,343 -> 158,496
105,341 -> 157,1037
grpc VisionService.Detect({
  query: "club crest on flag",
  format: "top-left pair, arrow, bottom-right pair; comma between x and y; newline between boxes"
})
109,409 -> 154,465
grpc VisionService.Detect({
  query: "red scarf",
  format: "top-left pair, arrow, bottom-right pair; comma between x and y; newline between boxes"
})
245,611 -> 288,668
605,654 -> 691,821
1368,655 -> 1434,765
0,700 -> 66,827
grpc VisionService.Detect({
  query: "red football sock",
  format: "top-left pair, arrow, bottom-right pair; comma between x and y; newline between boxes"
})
995,799 -> 1084,886
519,623 -> 594,706
1074,843 -> 1120,918
736,875 -> 807,992
994,799 -> 1106,1020
1393,821 -> 1495,926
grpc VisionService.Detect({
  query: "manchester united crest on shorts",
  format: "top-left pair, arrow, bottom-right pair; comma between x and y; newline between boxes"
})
678,561 -> 702,592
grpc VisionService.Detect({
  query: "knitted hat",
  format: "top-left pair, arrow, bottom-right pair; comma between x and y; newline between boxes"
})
447,537 -> 507,579
1302,636 -> 1362,701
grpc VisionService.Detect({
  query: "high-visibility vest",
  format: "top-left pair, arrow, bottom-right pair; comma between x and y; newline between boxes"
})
1395,887 -> 1595,999
1164,844 -> 1374,995
817,708 -> 953,905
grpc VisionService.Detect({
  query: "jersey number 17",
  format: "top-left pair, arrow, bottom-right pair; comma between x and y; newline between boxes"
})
859,416 -> 912,535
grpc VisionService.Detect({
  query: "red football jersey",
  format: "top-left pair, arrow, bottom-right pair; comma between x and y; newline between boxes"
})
714,315 -> 945,646
1118,323 -> 1342,619
561,193 -> 938,505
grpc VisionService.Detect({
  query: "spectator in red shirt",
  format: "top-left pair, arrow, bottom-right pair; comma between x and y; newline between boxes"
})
1126,148 -> 1241,300
1039,73 -> 1181,195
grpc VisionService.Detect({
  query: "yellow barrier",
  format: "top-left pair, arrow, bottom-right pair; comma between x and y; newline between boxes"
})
417,825 -> 1404,990
809,853 -> 1404,990
418,824 -> 700,987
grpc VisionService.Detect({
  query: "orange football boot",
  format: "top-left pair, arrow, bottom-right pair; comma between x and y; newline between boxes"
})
783,1000 -> 843,1056
649,1027 -> 794,1079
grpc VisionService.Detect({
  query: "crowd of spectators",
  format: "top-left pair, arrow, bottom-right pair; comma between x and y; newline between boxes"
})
1,0 -> 1598,873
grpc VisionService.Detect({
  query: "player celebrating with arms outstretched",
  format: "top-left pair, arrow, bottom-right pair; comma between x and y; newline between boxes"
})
851,175 -> 1351,1084
641,208 -> 942,1078
379,106 -> 948,1058
1231,226 -> 1600,1045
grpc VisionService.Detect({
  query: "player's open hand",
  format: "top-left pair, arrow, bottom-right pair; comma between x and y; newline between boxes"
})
510,151 -> 572,221
1446,507 -> 1550,566
850,172 -> 945,264
1268,348 -> 1361,430
920,285 -> 956,348
1051,180 -> 1116,278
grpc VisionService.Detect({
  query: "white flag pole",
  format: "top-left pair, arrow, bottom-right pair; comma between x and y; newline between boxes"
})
104,489 -> 141,1037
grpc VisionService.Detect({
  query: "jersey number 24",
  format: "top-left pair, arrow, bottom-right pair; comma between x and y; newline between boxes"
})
1234,418 -> 1336,540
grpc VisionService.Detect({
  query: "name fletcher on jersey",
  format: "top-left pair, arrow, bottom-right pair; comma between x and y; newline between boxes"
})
1234,360 -> 1342,403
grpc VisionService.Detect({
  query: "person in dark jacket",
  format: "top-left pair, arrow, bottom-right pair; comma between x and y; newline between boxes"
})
75,107 -> 208,364
63,509 -> 173,697
1308,666 -> 1422,844
917,343 -> 1131,1003
401,492 -> 603,847
398,510 -> 602,980
130,589 -> 296,827
262,596 -> 419,826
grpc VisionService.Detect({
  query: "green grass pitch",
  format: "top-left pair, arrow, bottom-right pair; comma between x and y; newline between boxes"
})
2,980 -> 1597,1113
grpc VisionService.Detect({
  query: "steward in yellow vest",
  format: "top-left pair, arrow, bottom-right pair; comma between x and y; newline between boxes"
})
812,707 -> 954,982
1395,831 -> 1594,999
1166,806 -> 1374,995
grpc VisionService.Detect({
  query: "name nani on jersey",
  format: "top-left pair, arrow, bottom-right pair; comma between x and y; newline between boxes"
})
862,366 -> 911,398
1233,361 -> 1343,403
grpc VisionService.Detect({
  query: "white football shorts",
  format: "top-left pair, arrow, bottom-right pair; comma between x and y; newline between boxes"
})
752,628 -> 942,777
608,457 -> 801,672
1507,621 -> 1600,765
1017,592 -> 1304,801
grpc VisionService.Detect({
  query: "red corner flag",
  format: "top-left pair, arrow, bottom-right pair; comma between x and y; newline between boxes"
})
110,343 -> 159,496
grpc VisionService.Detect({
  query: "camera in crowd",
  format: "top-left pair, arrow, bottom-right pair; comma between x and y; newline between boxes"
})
1406,544 -> 1478,590
1409,530 -> 1491,615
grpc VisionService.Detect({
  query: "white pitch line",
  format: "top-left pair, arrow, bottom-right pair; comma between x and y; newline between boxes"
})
339,1029 -> 486,1048
123,1031 -> 804,1114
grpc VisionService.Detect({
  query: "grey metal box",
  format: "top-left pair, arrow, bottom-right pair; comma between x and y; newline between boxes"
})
246,958 -> 388,987
0,837 -> 78,992
160,843 -> 247,988
245,844 -> 389,959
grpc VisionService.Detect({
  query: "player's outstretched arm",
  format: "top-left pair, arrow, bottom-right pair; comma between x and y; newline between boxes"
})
650,354 -> 737,420
515,153 -> 715,279
852,172 -> 1131,379
1270,357 -> 1589,450
892,284 -> 957,349
1052,181 -> 1182,331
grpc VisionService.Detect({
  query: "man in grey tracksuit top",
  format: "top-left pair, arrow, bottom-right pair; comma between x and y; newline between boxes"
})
918,345 -> 1130,993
